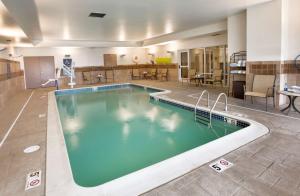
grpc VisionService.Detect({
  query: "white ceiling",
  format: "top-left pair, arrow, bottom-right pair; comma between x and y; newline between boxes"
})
0,1 -> 31,46
1,0 -> 271,47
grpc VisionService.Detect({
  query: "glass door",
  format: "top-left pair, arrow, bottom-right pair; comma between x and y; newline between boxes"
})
178,50 -> 190,81
190,48 -> 205,74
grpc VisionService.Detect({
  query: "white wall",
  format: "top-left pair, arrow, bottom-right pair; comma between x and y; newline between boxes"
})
227,11 -> 246,57
14,32 -> 227,69
0,50 -> 9,59
0,46 -> 15,59
15,47 -> 150,69
247,0 -> 300,61
247,0 -> 283,61
282,0 -> 300,60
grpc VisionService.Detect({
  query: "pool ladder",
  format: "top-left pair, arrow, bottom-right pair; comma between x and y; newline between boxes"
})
194,90 -> 210,125
195,92 -> 228,127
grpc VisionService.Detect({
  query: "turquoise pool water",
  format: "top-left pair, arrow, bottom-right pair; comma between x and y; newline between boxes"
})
55,85 -> 241,187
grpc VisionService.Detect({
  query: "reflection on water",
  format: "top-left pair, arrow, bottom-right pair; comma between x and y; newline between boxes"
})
161,113 -> 181,132
122,123 -> 130,141
105,92 -> 119,112
117,107 -> 135,122
166,137 -> 175,146
62,95 -> 78,117
209,126 -> 220,138
145,107 -> 158,122
69,134 -> 79,149
57,94 -> 82,150
65,118 -> 81,133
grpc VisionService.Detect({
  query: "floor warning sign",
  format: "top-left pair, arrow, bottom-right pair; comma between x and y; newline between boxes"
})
209,158 -> 233,173
25,170 -> 41,190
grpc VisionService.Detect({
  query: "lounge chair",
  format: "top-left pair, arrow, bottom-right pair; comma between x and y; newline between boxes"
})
205,69 -> 222,86
181,69 -> 197,85
132,69 -> 140,80
105,70 -> 114,83
82,71 -> 92,84
158,69 -> 168,81
189,69 -> 198,85
244,74 -> 275,111
146,69 -> 157,80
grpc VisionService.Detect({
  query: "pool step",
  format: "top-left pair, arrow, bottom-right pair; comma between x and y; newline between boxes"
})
194,90 -> 209,121
195,115 -> 210,126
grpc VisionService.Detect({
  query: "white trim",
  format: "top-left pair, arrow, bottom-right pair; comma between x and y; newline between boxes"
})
0,91 -> 34,147
46,84 -> 269,196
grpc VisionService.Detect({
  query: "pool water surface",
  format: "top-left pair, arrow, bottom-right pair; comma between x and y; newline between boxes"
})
55,85 -> 242,187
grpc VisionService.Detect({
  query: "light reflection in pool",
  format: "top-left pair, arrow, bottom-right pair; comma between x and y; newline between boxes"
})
161,113 -> 181,132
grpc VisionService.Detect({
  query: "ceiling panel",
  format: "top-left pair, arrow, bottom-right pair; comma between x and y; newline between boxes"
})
0,0 -> 271,47
0,1 -> 30,46
34,0 -> 271,41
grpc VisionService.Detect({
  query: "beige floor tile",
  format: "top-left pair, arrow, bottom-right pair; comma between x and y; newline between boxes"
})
1,81 -> 300,196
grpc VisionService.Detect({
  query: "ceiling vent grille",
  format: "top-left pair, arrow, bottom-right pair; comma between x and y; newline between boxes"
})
89,12 -> 106,18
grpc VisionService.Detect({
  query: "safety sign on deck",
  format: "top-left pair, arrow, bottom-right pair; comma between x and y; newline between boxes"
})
25,170 -> 42,190
209,158 -> 233,173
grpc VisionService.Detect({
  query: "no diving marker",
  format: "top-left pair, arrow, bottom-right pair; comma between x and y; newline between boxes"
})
209,158 -> 233,173
25,170 -> 42,190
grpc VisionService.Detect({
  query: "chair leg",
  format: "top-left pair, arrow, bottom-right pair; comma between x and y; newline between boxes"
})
273,96 -> 275,108
266,97 -> 268,111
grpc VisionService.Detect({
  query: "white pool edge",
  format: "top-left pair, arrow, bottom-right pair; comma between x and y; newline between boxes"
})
46,83 -> 269,196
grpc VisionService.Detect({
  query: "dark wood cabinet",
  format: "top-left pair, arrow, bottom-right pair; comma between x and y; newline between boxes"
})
232,81 -> 246,99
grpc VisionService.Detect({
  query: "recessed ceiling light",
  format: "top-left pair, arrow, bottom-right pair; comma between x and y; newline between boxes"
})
89,12 -> 106,18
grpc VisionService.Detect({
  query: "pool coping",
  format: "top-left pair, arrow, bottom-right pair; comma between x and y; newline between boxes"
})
46,83 -> 269,196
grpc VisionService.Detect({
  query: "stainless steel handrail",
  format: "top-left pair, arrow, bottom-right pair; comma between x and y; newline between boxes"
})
194,90 -> 209,121
209,93 -> 228,127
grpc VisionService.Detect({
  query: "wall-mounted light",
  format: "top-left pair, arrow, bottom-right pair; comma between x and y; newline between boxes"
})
116,47 -> 127,57
167,51 -> 174,54
148,53 -> 155,56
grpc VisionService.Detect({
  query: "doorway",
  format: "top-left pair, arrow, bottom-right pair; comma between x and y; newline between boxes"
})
24,56 -> 55,89
178,50 -> 189,81
187,45 -> 227,85
190,48 -> 205,74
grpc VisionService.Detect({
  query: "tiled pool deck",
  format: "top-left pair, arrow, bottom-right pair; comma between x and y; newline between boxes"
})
0,81 -> 300,196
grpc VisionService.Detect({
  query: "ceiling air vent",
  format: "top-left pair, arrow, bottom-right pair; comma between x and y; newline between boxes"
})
89,12 -> 106,18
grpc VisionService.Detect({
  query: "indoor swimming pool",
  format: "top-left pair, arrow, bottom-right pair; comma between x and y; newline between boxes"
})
55,84 -> 245,187
47,83 -> 268,195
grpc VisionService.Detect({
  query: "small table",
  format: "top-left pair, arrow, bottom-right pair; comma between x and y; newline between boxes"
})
142,71 -> 148,79
193,73 -> 213,86
96,74 -> 104,82
194,75 -> 205,86
278,91 -> 300,114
